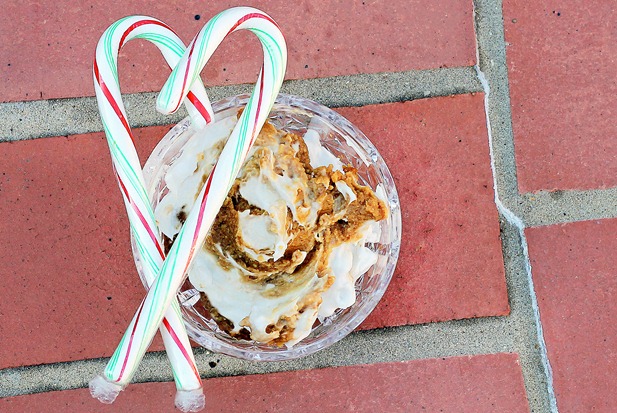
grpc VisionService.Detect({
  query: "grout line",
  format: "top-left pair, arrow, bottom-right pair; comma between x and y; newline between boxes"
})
0,67 -> 481,143
519,189 -> 617,227
474,66 -> 524,230
478,62 -> 557,413
473,1 -> 558,411
515,225 -> 559,413
480,60 -> 557,411
497,216 -> 560,413
0,318 -> 518,398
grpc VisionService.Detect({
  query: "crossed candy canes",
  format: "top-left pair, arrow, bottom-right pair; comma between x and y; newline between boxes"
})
89,7 -> 287,412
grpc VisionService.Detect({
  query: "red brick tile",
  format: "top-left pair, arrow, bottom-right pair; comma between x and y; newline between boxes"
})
503,1 -> 617,192
0,127 -> 169,370
0,354 -> 530,412
342,95 -> 509,328
0,97 -> 506,369
526,220 -> 617,412
0,1 -> 476,102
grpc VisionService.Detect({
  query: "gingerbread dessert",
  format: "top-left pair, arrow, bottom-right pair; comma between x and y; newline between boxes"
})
155,113 -> 387,347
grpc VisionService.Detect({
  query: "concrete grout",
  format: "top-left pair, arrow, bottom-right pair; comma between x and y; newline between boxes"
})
0,317 -> 518,398
495,217 -> 557,413
519,189 -> 617,227
516,223 -> 559,413
0,67 -> 481,143
474,0 -> 556,411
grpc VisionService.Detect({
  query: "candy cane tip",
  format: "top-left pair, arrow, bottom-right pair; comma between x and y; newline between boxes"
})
175,388 -> 206,412
89,375 -> 124,404
155,103 -> 169,115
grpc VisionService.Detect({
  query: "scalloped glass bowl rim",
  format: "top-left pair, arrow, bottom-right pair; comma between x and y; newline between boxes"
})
137,93 -> 402,361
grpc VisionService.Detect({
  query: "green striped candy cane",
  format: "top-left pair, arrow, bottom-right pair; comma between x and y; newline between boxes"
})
90,16 -> 215,412
97,5 -> 287,408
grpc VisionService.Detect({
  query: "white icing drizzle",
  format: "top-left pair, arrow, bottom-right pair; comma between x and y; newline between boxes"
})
156,119 -> 381,346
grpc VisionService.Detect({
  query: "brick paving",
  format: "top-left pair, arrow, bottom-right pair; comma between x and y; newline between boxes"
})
1,1 -> 616,412
1,355 -> 529,413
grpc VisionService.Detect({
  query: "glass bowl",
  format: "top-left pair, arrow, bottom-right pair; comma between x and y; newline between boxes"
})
134,94 -> 401,361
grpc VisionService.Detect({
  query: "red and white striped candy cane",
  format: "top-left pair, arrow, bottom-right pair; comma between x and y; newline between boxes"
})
89,16 -> 213,412
95,5 -> 286,401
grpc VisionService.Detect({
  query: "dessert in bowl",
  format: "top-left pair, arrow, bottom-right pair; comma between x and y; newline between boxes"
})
134,94 -> 401,361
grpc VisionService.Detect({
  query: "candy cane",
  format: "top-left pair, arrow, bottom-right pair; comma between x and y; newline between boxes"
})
89,16 -> 212,412
95,5 -> 287,399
